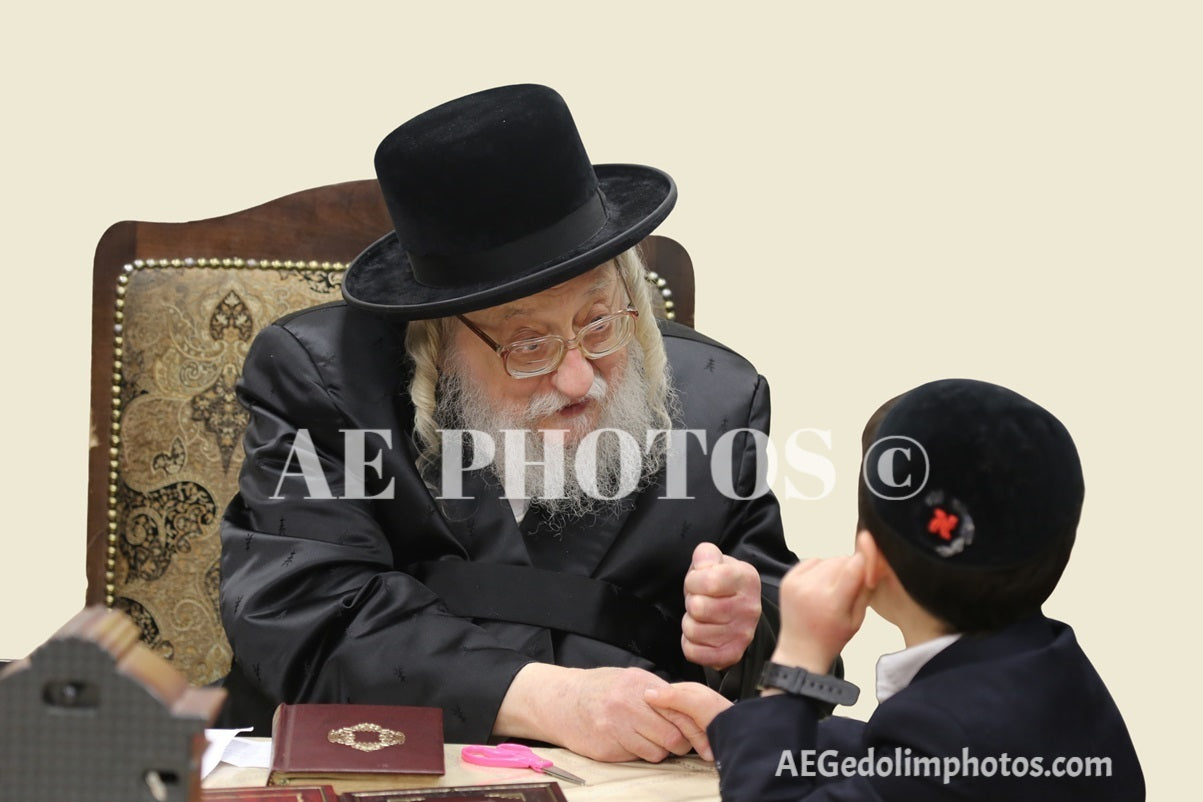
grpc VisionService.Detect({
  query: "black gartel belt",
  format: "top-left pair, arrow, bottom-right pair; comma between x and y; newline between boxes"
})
413,560 -> 699,679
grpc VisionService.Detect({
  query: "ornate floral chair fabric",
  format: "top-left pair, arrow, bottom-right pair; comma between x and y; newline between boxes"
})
85,180 -> 696,687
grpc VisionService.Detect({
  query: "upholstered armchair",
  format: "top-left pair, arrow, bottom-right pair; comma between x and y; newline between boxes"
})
85,180 -> 695,686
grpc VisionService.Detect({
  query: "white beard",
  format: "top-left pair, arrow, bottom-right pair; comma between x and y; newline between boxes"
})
434,343 -> 664,522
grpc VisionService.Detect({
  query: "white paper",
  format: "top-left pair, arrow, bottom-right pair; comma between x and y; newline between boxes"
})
202,728 -> 255,778
220,736 -> 274,768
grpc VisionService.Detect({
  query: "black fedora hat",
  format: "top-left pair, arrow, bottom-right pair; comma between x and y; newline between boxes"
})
341,84 -> 677,319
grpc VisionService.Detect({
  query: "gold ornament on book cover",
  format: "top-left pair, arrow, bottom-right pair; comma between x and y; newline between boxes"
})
327,722 -> 407,752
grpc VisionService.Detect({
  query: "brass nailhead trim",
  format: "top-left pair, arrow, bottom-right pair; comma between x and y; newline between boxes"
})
643,270 -> 677,321
104,257 -> 347,606
102,257 -> 675,602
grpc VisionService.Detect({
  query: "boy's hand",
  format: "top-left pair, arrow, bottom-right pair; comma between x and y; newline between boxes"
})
644,682 -> 733,761
772,552 -> 871,674
682,543 -> 762,671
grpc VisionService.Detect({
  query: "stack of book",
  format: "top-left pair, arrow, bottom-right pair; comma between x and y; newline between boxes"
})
206,703 -> 567,801
206,783 -> 567,802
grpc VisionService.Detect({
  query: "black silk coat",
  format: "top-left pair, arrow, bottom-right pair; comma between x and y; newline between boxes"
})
219,302 -> 797,740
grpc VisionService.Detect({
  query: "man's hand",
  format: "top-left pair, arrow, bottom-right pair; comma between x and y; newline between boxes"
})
772,551 -> 871,674
494,664 -> 713,763
682,542 -> 762,671
644,682 -> 733,760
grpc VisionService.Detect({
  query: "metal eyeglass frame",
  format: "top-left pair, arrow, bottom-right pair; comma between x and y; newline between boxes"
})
456,269 -> 640,379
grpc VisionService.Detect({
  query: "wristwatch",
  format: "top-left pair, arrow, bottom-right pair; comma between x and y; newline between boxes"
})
757,662 -> 860,707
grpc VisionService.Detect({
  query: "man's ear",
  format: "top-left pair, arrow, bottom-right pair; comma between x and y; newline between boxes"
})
855,530 -> 891,589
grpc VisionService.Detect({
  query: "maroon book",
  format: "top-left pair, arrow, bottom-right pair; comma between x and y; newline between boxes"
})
341,782 -> 567,802
269,703 -> 445,791
204,786 -> 339,801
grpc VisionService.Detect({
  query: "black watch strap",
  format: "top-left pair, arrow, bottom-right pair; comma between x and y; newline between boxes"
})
757,661 -> 860,707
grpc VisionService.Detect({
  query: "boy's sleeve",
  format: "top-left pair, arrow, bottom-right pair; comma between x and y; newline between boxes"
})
709,694 -> 970,801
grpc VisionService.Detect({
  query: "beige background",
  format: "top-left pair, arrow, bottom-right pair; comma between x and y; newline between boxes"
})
2,1 -> 1197,795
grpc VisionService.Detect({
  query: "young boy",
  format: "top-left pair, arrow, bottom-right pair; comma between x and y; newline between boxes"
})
648,378 -> 1145,799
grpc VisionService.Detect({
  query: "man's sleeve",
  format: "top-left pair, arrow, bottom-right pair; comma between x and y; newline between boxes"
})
697,372 -> 798,697
219,323 -> 533,741
711,373 -> 798,698
721,374 -> 797,589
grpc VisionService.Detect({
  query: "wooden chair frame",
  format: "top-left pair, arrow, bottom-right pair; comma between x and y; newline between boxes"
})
85,179 -> 694,681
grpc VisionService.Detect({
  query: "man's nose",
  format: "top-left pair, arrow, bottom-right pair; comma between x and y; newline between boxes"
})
549,345 -> 595,399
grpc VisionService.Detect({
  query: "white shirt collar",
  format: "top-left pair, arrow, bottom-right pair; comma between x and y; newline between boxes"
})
507,495 -> 530,523
875,633 -> 961,704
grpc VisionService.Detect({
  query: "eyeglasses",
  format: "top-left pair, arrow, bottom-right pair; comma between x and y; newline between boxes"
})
457,271 -> 640,379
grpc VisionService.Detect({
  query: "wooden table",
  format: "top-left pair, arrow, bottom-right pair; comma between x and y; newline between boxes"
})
205,743 -> 721,801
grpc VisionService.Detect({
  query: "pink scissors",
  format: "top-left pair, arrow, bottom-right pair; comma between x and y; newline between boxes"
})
461,743 -> 587,785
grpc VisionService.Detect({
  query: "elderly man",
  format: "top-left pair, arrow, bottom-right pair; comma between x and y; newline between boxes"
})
219,84 -> 796,762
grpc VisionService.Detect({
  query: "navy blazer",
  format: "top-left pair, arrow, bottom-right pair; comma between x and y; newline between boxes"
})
710,615 -> 1144,800
219,302 -> 797,740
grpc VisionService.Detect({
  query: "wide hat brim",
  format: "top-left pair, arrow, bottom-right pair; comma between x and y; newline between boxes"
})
341,163 -> 675,319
